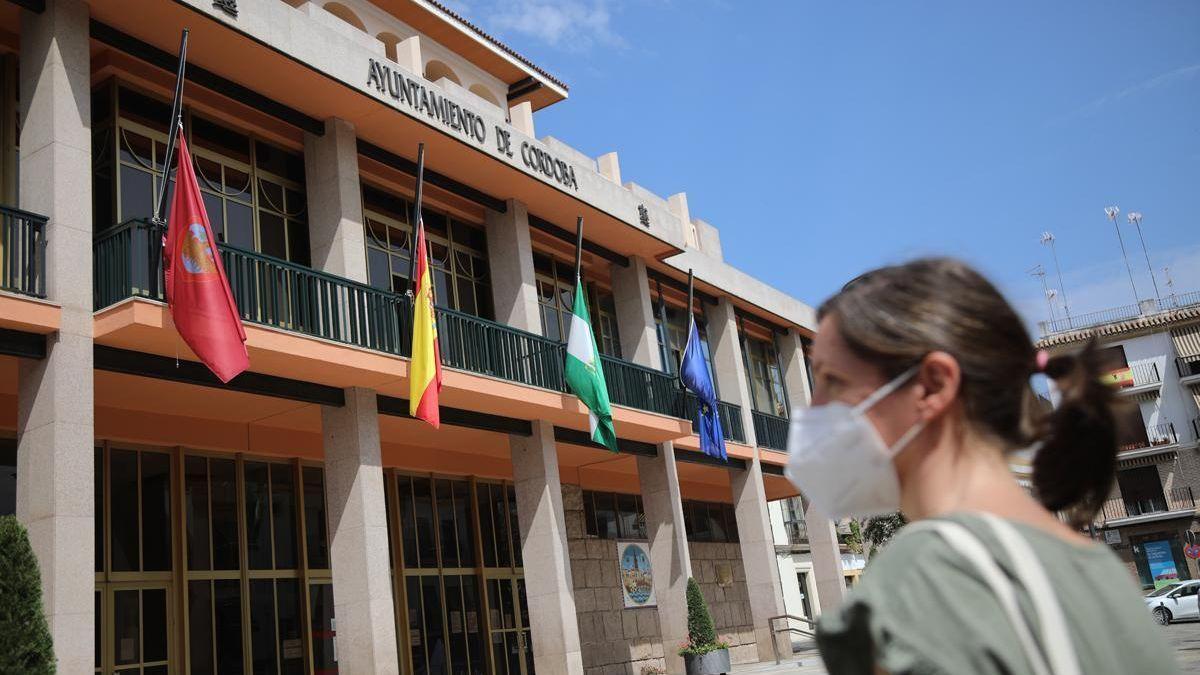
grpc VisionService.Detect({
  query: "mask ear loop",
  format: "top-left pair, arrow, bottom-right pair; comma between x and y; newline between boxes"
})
853,364 -> 922,414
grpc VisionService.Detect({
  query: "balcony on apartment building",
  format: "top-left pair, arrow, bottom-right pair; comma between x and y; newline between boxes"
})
1114,361 -> 1163,399
93,218 -> 748,436
1119,423 -> 1180,460
0,205 -> 47,300
1100,487 -> 1197,527
1041,290 -> 1200,335
1178,357 -> 1200,388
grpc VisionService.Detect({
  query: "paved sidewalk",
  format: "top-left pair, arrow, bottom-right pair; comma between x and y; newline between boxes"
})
730,645 -> 827,675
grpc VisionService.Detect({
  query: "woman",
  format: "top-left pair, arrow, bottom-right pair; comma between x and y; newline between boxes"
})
785,258 -> 1177,674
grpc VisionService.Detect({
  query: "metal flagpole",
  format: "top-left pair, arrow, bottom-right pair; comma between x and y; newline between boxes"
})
152,29 -> 190,226
407,143 -> 426,298
682,269 -> 695,388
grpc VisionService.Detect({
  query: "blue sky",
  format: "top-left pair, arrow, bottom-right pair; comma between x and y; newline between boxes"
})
451,0 -> 1200,326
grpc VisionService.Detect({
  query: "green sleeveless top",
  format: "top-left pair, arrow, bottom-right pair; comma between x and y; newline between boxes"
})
816,513 -> 1178,674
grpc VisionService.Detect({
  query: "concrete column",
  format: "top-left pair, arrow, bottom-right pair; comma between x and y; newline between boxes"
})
15,2 -> 94,671
731,457 -> 787,662
777,329 -> 846,610
804,498 -> 846,613
395,35 -> 422,74
707,298 -> 757,447
322,388 -> 400,673
510,101 -> 534,137
304,117 -> 366,283
511,420 -> 584,675
637,443 -> 691,674
486,199 -> 541,334
597,152 -> 621,184
610,256 -> 662,370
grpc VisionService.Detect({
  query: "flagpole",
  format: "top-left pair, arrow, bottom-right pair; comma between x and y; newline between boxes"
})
153,29 -> 190,226
407,143 -> 426,297
573,216 -> 584,281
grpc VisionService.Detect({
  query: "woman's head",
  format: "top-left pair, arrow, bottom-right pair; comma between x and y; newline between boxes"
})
812,257 -> 1119,521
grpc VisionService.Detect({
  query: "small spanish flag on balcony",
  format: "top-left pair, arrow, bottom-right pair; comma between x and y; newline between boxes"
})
409,144 -> 441,427
1101,366 -> 1134,389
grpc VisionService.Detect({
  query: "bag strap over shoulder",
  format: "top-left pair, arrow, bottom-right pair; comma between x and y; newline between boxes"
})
905,520 -> 1051,675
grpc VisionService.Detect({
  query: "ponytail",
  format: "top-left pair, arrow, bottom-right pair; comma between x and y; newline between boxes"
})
1032,341 -> 1121,523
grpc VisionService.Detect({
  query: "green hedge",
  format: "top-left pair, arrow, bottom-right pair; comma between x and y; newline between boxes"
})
679,576 -> 728,656
0,515 -> 55,673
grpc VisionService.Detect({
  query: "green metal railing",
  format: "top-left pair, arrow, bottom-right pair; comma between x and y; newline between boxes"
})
681,391 -> 746,443
93,219 -> 700,422
0,204 -> 47,298
752,410 -> 789,451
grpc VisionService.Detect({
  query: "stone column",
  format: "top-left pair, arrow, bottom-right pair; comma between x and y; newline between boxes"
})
322,388 -> 400,673
777,329 -> 847,610
16,2 -> 94,671
486,199 -> 541,334
804,498 -> 846,613
731,457 -> 787,662
706,298 -> 757,447
511,420 -> 584,675
304,117 -> 366,282
637,443 -> 690,673
611,256 -> 662,370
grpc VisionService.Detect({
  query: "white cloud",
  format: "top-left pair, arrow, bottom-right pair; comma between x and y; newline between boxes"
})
479,0 -> 623,50
1052,63 -> 1200,124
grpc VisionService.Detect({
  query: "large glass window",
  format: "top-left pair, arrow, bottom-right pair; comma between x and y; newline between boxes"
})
655,301 -> 714,381
533,252 -> 621,357
581,490 -> 646,540
682,499 -> 740,543
92,82 -> 310,265
744,334 -> 788,417
362,184 -> 494,319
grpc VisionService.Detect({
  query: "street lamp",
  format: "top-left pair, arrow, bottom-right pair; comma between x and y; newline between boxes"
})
1126,211 -> 1160,300
1105,205 -> 1139,302
1039,231 -> 1070,317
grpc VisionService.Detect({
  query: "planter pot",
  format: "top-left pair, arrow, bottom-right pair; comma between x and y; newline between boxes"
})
683,648 -> 731,675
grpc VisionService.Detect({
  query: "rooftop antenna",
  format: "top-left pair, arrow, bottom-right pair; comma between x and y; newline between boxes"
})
1126,211 -> 1160,300
1039,231 -> 1070,318
1163,266 -> 1176,307
1105,205 -> 1139,302
1029,264 -> 1057,324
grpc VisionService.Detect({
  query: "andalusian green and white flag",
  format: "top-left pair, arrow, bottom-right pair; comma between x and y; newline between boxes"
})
565,280 -> 618,451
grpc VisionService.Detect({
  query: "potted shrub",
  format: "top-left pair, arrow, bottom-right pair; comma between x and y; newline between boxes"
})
0,515 -> 55,674
679,577 -> 730,675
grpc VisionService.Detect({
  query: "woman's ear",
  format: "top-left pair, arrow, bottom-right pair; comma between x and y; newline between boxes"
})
915,351 -> 961,421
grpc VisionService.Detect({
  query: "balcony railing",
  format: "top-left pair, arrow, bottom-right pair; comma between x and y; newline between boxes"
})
1178,357 -> 1200,380
681,392 -> 746,444
752,410 -> 789,451
1043,291 -> 1200,336
1127,361 -> 1161,388
1192,417 -> 1200,443
783,519 -> 808,547
0,204 -> 47,298
1101,487 -> 1195,522
95,219 -> 756,430
1120,423 -> 1178,454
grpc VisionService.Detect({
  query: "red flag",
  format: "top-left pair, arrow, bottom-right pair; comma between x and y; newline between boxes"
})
163,129 -> 249,383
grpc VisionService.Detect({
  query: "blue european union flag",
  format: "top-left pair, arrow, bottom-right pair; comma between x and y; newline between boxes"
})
680,317 -> 726,461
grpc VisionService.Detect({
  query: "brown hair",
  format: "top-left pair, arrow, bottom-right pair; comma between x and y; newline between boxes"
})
818,257 -> 1119,522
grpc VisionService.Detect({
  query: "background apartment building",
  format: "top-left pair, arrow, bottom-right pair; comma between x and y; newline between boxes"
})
1039,294 -> 1200,589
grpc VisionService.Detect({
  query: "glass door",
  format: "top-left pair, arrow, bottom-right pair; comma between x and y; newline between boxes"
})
104,583 -> 171,674
485,577 -> 533,675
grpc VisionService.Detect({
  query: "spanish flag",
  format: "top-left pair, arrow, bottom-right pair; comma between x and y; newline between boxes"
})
409,147 -> 441,427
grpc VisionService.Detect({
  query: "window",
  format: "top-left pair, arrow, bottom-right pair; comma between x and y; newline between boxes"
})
581,490 -> 646,539
362,184 -> 494,319
534,253 -> 621,357
681,499 -> 739,543
92,83 -> 310,265
655,301 -> 715,383
744,334 -> 788,417
780,497 -> 807,546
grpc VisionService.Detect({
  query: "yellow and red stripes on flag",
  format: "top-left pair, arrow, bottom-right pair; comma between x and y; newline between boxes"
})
409,217 -> 442,427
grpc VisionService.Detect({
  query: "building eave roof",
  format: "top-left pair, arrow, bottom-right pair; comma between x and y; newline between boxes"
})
1036,306 -> 1200,349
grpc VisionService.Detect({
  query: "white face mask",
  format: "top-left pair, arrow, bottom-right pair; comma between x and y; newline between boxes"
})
785,366 -> 925,519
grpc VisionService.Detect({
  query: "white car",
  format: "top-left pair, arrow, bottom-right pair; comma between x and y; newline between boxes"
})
1145,580 -> 1200,625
